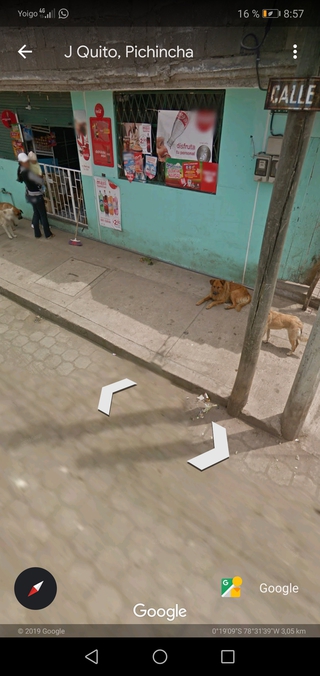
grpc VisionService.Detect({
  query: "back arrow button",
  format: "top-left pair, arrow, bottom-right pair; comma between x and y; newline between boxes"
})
18,45 -> 33,59
85,649 -> 98,664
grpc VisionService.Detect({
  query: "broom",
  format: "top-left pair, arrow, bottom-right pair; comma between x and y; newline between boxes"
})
68,188 -> 84,246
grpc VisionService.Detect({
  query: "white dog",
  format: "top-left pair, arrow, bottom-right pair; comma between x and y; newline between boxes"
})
0,203 -> 23,239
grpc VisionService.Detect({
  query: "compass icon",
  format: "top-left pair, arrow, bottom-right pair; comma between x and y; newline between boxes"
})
14,568 -> 57,610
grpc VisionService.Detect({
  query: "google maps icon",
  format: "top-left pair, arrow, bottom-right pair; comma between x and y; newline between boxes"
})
221,576 -> 243,598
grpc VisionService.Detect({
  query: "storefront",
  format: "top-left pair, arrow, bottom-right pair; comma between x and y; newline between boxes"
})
0,91 -> 87,225
1,88 -> 320,286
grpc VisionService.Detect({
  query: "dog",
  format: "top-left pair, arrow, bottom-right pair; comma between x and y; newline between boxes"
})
0,203 -> 23,239
264,310 -> 308,355
196,278 -> 251,311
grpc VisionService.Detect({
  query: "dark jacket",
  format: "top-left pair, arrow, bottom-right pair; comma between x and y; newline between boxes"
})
17,166 -> 44,196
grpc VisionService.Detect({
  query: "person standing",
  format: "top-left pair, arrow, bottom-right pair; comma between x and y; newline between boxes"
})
28,152 -> 44,229
17,153 -> 54,239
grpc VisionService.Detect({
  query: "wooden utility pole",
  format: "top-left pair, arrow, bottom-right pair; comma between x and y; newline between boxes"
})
227,27 -> 320,418
281,307 -> 320,440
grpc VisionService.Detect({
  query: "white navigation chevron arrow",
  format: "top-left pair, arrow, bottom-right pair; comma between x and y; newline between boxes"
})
18,45 -> 33,59
98,378 -> 136,416
188,422 -> 229,470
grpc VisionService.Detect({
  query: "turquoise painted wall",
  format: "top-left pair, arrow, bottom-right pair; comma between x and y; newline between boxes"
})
70,89 -> 320,286
1,89 -> 319,286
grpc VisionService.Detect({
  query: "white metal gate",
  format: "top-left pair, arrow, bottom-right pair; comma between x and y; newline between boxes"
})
40,163 -> 87,225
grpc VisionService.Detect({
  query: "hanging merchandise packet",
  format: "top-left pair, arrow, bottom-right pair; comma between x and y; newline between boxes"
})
133,152 -> 146,182
144,155 -> 157,180
123,151 -> 135,181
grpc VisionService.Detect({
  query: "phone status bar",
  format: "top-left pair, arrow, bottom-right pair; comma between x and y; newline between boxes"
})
2,2 -> 320,27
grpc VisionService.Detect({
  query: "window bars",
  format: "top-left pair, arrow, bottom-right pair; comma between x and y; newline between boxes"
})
114,90 -> 225,186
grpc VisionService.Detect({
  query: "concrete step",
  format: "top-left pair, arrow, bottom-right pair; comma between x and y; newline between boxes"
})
276,280 -> 320,309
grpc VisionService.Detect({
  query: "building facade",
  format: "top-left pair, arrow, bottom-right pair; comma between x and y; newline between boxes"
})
0,24 -> 319,286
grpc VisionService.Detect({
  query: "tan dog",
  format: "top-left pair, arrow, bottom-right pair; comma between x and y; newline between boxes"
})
196,278 -> 251,311
264,310 -> 308,355
0,203 -> 23,239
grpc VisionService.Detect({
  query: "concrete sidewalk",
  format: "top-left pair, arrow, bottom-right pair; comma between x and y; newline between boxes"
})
0,220 -> 316,435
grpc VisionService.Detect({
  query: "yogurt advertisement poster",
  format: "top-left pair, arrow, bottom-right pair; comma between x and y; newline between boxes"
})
165,159 -> 218,193
94,176 -> 121,230
156,109 -> 216,163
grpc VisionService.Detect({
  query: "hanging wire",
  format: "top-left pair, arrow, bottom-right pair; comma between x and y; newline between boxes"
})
270,111 -> 284,136
240,18 -> 273,91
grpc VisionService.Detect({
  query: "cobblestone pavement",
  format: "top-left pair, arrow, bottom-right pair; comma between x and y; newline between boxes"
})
0,296 -> 320,627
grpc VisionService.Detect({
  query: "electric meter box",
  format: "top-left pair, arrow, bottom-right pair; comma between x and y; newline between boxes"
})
254,154 -> 271,182
268,156 -> 279,183
266,136 -> 283,156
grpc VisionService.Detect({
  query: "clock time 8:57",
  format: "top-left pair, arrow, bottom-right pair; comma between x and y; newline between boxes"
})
284,10 -> 304,18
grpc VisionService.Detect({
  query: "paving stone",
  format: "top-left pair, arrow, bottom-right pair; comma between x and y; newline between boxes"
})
40,336 -> 56,348
3,330 -> 18,341
51,343 -> 67,355
10,320 -> 25,331
74,356 -> 91,369
62,349 -> 79,362
22,341 -> 38,354
33,347 -> 50,361
45,354 -> 62,369
0,315 -> 14,324
29,331 -> 45,342
12,335 -> 29,347
56,362 -> 75,376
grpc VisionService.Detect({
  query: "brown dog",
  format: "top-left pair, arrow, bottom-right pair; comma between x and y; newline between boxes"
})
0,202 -> 23,239
264,310 -> 308,355
196,278 -> 251,311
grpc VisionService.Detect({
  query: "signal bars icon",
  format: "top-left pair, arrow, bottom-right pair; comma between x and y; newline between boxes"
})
40,9 -> 56,19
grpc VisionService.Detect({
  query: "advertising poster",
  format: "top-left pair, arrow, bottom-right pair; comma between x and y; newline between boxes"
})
165,159 -> 218,194
74,110 -> 92,176
94,176 -> 121,231
122,123 -> 152,154
157,109 -> 216,163
10,124 -> 24,158
90,104 -> 114,167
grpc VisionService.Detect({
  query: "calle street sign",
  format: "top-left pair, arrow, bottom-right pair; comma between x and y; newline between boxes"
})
265,78 -> 320,111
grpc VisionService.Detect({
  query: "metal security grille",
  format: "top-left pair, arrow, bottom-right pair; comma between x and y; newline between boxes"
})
114,90 -> 225,186
40,163 -> 88,226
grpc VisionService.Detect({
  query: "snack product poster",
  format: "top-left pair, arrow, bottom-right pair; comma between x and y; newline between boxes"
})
122,123 -> 152,154
10,124 -> 24,158
94,176 -> 121,230
90,115 -> 114,167
165,159 -> 218,193
156,109 -> 216,163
